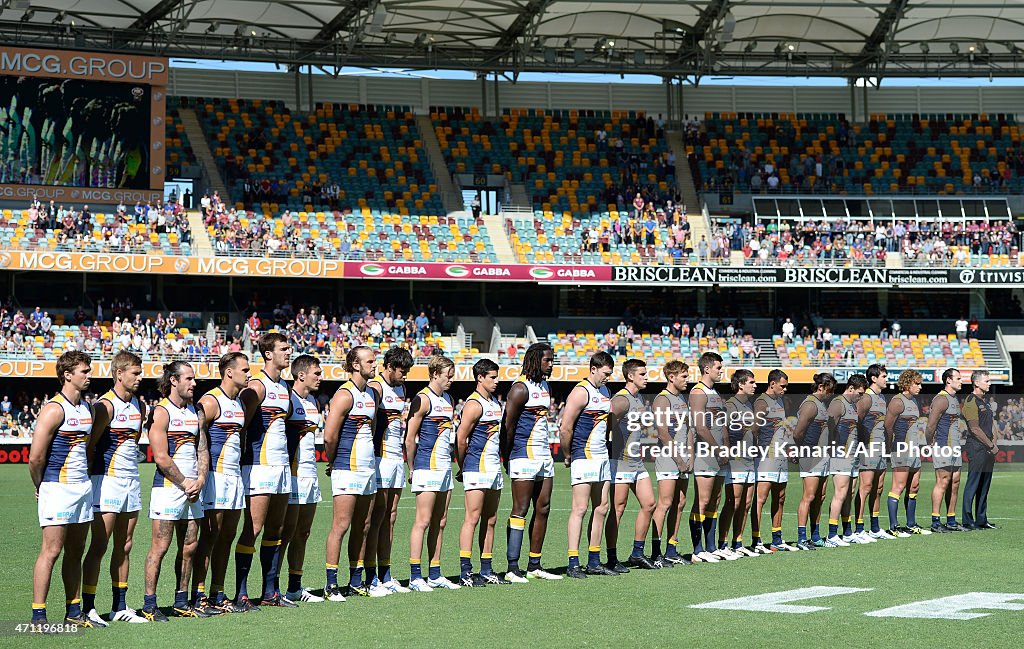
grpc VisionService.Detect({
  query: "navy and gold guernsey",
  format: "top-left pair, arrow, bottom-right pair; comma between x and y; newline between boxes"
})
412,387 -> 455,472
933,390 -> 962,448
610,388 -> 646,473
153,399 -> 200,488
332,381 -> 377,473
932,389 -> 963,470
206,388 -> 245,476
891,393 -> 921,469
44,393 -> 93,485
90,390 -> 142,479
571,381 -> 611,462
653,389 -> 688,479
371,375 -> 406,462
830,394 -> 860,476
725,396 -> 755,478
463,391 -> 503,475
797,394 -> 829,476
690,382 -> 726,477
754,393 -> 789,482
510,376 -> 552,461
860,387 -> 888,471
243,370 -> 292,468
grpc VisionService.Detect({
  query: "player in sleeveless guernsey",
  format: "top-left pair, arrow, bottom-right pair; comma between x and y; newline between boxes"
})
855,364 -> 890,542
927,368 -> 966,533
687,352 -> 730,563
190,352 -> 251,614
81,351 -> 148,625
405,355 -> 460,591
823,375 -> 867,547
365,347 -> 415,594
650,360 -> 693,566
752,370 -> 795,552
281,355 -> 325,603
236,333 -> 293,610
793,372 -> 836,551
142,361 -> 209,621
606,358 -> 657,572
719,369 -> 759,557
559,352 -> 616,579
29,351 -> 96,628
190,352 -> 250,615
324,346 -> 381,600
501,343 -> 561,583
883,370 -> 923,538
455,360 -> 511,587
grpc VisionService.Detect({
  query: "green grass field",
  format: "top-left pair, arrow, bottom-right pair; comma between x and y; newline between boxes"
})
2,465 -> 1021,648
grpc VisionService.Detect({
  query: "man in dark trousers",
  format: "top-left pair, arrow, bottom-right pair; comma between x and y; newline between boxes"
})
961,370 -> 999,530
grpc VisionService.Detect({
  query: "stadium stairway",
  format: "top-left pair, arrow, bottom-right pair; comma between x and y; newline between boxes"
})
980,338 -> 1011,368
481,213 -> 516,264
415,113 -> 463,215
187,210 -> 213,256
508,183 -> 531,207
179,108 -> 230,201
667,130 -> 700,212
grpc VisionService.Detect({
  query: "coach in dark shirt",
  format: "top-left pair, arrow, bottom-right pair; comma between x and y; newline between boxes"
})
961,370 -> 999,530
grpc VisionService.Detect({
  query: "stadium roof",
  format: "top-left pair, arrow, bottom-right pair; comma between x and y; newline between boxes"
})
3,0 -> 1024,80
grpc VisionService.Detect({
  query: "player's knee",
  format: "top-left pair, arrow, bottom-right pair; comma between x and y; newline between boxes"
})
594,502 -> 610,517
642,499 -> 656,515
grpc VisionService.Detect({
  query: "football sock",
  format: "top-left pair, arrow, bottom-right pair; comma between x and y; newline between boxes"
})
689,513 -> 704,554
811,523 -> 821,542
325,563 -> 339,588
527,552 -> 542,571
665,538 -> 680,558
568,550 -> 580,569
365,564 -> 378,586
66,598 -> 82,619
409,560 -> 421,582
705,512 -> 718,552
349,564 -> 363,589
380,563 -> 393,584
460,552 -> 473,579
946,515 -> 957,526
828,519 -> 839,538
428,561 -> 441,581
771,527 -> 783,546
651,538 -> 662,559
905,493 -> 918,527
587,546 -> 602,569
797,526 -> 807,542
82,585 -> 96,613
630,540 -> 645,559
481,553 -> 493,576
260,539 -> 282,598
607,547 -> 618,566
234,544 -> 255,599
173,591 -> 188,609
506,516 -> 526,571
870,512 -> 881,534
287,570 -> 303,594
886,492 -> 900,529
112,582 -> 128,613
31,603 -> 46,623
842,516 -> 853,537
855,518 -> 865,534
143,594 -> 157,611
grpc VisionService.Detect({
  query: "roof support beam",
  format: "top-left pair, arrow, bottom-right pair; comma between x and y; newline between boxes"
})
855,0 -> 909,75
675,0 -> 729,66
294,0 -> 374,64
114,0 -> 183,46
494,0 -> 552,53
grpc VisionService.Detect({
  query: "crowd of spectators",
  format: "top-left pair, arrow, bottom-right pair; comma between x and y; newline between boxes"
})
702,218 -> 1020,265
22,195 -> 192,252
592,317 -> 761,364
238,301 -> 444,360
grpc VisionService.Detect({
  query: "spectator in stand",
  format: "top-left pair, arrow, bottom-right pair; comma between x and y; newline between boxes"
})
781,318 -> 795,343
891,320 -> 902,339
968,315 -> 980,339
955,316 -> 969,341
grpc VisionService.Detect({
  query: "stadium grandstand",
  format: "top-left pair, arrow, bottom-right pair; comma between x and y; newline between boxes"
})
2,0 -> 1024,643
